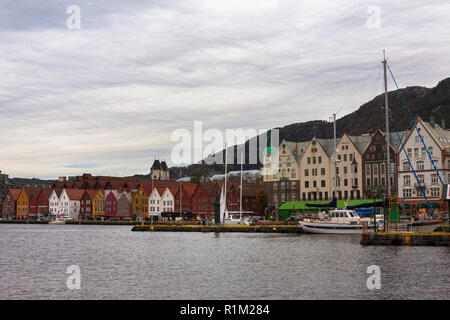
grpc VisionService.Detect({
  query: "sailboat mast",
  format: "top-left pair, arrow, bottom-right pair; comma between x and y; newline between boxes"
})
333,113 -> 337,201
383,50 -> 391,197
240,151 -> 243,221
223,146 -> 227,223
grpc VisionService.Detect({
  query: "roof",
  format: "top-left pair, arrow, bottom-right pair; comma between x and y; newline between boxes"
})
421,118 -> 450,150
165,187 -> 179,197
65,189 -> 85,201
348,134 -> 372,154
8,189 -> 22,200
315,138 -> 337,157
23,187 -> 43,199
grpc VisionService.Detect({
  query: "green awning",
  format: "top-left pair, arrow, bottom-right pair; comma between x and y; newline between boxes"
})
430,203 -> 440,208
403,203 -> 410,209
417,203 -> 427,209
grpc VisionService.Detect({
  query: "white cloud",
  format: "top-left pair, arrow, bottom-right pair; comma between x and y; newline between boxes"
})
0,0 -> 449,178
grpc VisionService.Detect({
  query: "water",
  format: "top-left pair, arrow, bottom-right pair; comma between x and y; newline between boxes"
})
0,224 -> 448,300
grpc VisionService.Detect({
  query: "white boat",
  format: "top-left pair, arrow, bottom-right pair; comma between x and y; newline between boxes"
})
48,214 -> 66,225
299,209 -> 381,234
299,209 -> 443,234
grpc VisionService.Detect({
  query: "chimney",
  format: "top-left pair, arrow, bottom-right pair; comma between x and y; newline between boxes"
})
430,116 -> 435,128
442,119 -> 446,130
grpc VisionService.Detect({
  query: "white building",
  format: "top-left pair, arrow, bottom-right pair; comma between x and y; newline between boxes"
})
161,187 -> 177,213
49,189 -> 62,217
149,187 -> 165,217
397,117 -> 450,209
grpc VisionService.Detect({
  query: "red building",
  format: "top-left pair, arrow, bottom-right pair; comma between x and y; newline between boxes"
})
105,190 -> 119,218
37,188 -> 53,217
191,183 -> 210,216
80,190 -> 94,219
1,189 -> 21,218
24,188 -> 42,217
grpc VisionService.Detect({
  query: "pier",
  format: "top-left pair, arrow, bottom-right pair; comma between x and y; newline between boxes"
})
361,231 -> 450,246
132,224 -> 303,233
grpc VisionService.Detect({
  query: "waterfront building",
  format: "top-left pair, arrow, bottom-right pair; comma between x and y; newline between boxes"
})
147,186 -> 165,218
105,190 -> 120,219
81,190 -> 95,219
1,189 -> 21,218
397,117 -> 450,213
191,183 -> 210,216
36,188 -> 52,217
299,137 -> 335,201
161,187 -> 177,213
25,188 -> 43,218
263,139 -> 306,208
330,134 -> 371,200
48,189 -> 63,216
91,189 -> 105,219
117,191 -> 132,220
362,129 -> 407,199
174,183 -> 197,212
132,185 -> 149,219
16,188 -> 29,219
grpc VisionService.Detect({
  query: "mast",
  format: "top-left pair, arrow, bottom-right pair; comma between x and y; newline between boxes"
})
223,146 -> 227,223
240,151 -> 243,221
383,50 -> 391,197
333,113 -> 337,201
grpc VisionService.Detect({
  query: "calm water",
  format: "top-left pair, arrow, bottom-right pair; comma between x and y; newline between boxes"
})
0,224 -> 448,300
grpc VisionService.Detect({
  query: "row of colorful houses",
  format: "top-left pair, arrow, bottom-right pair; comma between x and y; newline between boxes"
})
1,180 -> 264,220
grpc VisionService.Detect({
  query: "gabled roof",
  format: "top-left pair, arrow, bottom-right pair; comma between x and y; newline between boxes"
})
421,118 -> 450,150
8,189 -> 22,200
85,190 -> 98,200
165,187 -> 179,197
347,134 -> 372,154
23,187 -> 42,199
38,188 -> 54,200
65,189 -> 85,201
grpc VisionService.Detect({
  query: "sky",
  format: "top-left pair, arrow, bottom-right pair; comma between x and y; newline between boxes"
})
1,0 -> 449,179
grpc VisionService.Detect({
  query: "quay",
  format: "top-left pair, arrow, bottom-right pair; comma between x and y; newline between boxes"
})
361,230 -> 450,246
132,224 -> 303,233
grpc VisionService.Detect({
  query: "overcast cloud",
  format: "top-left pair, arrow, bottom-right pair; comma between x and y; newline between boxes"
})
1,0 -> 449,179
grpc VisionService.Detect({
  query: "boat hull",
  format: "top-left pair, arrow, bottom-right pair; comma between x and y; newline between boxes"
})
300,220 -> 444,234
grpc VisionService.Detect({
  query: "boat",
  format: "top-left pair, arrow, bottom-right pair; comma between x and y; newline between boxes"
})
48,214 -> 66,225
299,209 -> 382,234
299,209 -> 444,234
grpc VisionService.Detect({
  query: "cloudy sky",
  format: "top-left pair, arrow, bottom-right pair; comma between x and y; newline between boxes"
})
1,0 -> 449,179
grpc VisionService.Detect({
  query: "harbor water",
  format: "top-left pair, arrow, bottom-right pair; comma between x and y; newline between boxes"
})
0,224 -> 448,299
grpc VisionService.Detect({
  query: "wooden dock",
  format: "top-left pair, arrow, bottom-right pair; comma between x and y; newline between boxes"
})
132,224 -> 303,233
361,231 -> 450,246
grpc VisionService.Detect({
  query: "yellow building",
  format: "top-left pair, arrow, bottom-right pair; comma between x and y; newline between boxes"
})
88,189 -> 105,218
132,185 -> 149,219
16,188 -> 29,219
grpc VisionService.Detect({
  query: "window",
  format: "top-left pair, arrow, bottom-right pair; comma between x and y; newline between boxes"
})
365,164 -> 371,175
403,176 -> 410,185
273,182 -> 278,190
321,168 -> 326,175
353,165 -> 358,174
313,181 -> 317,188
318,156 -> 322,164
313,157 -> 316,164
431,188 -> 440,197
344,166 -> 348,174
286,158 -> 291,167
344,179 -> 348,186
307,157 -> 311,164
415,136 -> 420,143
418,175 -> 425,184
366,178 -> 370,187
344,154 -> 347,162
374,178 -> 378,186
380,163 -> 385,174
321,180 -> 326,187
403,162 -> 409,171
381,177 -> 385,186
349,154 -> 353,161
417,161 -> 424,170
312,168 -> 318,176
414,148 -> 418,158
305,181 -> 309,188
431,174 -> 438,184
291,169 -> 296,178
373,164 -> 378,175
403,189 -> 412,198
304,169 -> 309,177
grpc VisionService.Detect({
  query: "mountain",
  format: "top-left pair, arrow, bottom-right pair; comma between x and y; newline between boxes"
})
170,77 -> 450,177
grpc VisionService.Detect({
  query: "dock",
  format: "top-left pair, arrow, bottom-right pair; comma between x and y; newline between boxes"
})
361,231 -> 450,246
132,224 -> 303,233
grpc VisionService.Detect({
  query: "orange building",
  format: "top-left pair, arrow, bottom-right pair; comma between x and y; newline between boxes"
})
132,185 -> 149,219
16,188 -> 29,219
